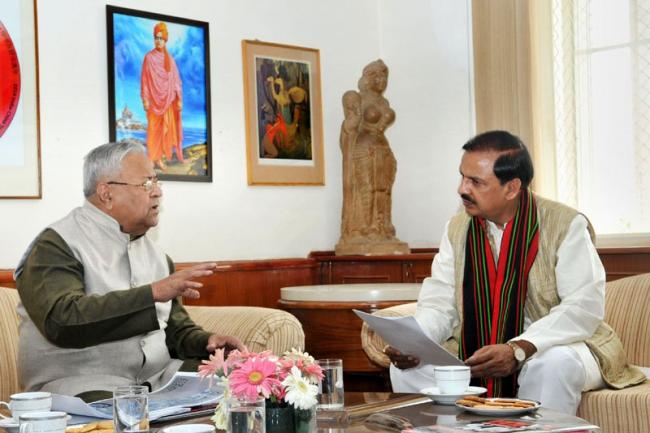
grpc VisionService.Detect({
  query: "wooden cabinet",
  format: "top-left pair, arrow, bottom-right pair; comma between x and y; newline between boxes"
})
177,258 -> 317,308
308,249 -> 436,284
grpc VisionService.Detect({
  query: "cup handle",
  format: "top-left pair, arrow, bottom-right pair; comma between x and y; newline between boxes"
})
0,401 -> 10,419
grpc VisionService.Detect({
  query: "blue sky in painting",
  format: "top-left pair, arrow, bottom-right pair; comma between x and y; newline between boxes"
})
112,13 -> 207,129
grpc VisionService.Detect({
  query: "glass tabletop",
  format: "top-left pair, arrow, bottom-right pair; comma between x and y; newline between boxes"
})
151,392 -> 599,432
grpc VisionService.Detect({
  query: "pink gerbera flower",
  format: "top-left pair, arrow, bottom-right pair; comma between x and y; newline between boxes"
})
198,349 -> 227,387
301,362 -> 324,384
229,358 -> 282,401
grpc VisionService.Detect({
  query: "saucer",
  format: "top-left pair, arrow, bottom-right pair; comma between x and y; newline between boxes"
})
420,385 -> 488,405
0,417 -> 18,433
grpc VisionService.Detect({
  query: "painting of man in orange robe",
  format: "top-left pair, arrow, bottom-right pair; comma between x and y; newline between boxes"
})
141,22 -> 184,170
109,7 -> 210,180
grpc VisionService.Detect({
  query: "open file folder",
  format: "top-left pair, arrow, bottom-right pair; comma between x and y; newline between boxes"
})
354,310 -> 464,366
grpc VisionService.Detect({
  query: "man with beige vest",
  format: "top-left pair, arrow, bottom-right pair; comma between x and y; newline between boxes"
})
15,142 -> 245,398
385,130 -> 644,414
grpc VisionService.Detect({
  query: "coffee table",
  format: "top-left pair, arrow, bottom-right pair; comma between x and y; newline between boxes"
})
151,392 -> 599,432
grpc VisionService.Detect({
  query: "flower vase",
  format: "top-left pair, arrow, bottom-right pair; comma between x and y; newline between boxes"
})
293,406 -> 316,433
265,404 -> 294,433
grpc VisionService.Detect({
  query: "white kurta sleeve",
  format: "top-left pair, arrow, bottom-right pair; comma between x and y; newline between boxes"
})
516,215 -> 606,354
414,221 -> 460,344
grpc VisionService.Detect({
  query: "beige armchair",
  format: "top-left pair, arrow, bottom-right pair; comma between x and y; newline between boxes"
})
0,286 -> 304,403
361,273 -> 650,433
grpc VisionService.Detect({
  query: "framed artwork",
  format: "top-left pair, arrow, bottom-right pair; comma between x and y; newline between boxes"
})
242,40 -> 324,185
106,6 -> 212,182
0,0 -> 41,198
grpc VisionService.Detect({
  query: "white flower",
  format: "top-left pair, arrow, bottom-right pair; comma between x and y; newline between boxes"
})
282,366 -> 318,410
284,348 -> 315,364
211,403 -> 227,430
211,384 -> 230,430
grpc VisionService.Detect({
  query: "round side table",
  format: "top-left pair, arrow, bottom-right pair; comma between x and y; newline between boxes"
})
278,283 -> 420,373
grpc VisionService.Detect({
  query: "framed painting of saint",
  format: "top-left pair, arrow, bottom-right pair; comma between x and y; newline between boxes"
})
107,5 -> 211,182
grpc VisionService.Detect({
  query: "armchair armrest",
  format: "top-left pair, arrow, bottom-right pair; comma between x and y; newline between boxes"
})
360,302 -> 417,368
186,306 -> 305,355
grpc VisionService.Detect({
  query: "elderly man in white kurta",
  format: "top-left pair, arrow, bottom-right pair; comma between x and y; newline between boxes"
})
385,130 -> 644,415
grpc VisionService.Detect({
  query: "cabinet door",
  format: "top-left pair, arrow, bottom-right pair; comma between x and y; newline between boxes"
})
328,261 -> 404,284
403,258 -> 433,283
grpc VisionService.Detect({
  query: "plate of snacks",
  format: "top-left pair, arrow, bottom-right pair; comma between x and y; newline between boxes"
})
455,396 -> 540,415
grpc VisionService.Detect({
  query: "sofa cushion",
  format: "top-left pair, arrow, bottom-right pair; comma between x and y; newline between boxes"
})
578,378 -> 650,433
603,273 -> 650,367
186,305 -> 305,355
0,286 -> 20,403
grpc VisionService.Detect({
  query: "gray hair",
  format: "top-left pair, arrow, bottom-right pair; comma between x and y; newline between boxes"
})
83,142 -> 146,197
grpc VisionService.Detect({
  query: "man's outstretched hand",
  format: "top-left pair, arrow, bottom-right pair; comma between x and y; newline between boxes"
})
151,263 -> 217,302
207,334 -> 247,354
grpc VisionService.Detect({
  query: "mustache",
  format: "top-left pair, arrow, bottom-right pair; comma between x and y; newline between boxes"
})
460,194 -> 476,205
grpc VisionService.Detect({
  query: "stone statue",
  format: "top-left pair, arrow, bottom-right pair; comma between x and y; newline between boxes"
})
335,60 -> 409,256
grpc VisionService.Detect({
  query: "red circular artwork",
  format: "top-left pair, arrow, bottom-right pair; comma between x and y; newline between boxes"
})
0,20 -> 21,138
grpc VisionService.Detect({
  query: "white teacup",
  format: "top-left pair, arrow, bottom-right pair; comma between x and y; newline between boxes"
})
18,411 -> 67,433
0,392 -> 52,421
434,366 -> 471,394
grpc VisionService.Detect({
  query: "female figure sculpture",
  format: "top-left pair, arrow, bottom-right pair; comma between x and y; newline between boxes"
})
336,60 -> 409,255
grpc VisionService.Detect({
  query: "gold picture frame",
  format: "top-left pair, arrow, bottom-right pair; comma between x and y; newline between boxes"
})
0,0 -> 42,198
242,40 -> 324,185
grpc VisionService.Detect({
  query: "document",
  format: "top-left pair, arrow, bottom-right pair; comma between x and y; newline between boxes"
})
52,372 -> 223,422
354,309 -> 465,366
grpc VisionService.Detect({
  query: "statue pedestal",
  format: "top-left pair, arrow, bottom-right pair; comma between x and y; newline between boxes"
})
335,239 -> 410,256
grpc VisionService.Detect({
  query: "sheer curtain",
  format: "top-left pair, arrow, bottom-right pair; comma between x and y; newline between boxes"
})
472,0 -> 650,243
550,0 -> 650,237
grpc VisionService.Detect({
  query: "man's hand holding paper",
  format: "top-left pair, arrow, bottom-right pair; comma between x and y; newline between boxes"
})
383,345 -> 420,369
354,310 -> 464,368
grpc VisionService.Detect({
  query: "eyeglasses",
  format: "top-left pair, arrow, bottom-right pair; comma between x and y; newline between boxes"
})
107,178 -> 162,192
154,36 -> 165,41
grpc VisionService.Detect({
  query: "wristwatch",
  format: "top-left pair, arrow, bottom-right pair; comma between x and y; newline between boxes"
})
507,341 -> 527,369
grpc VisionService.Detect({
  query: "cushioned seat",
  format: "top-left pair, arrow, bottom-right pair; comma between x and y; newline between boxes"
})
186,305 -> 304,354
361,273 -> 650,433
0,286 -> 304,403
0,287 -> 20,404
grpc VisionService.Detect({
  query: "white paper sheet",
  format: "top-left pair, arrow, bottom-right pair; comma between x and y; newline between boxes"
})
354,309 -> 465,366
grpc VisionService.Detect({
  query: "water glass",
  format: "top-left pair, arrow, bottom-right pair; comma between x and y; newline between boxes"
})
316,359 -> 344,410
113,385 -> 149,433
226,397 -> 265,433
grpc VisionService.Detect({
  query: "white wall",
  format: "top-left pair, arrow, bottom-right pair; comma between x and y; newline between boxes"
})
0,0 -> 474,267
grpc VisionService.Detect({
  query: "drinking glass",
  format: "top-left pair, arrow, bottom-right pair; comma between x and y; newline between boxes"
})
113,385 -> 149,433
316,359 -> 344,410
226,396 -> 265,433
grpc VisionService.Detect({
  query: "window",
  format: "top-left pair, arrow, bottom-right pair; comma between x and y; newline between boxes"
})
551,0 -> 650,235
